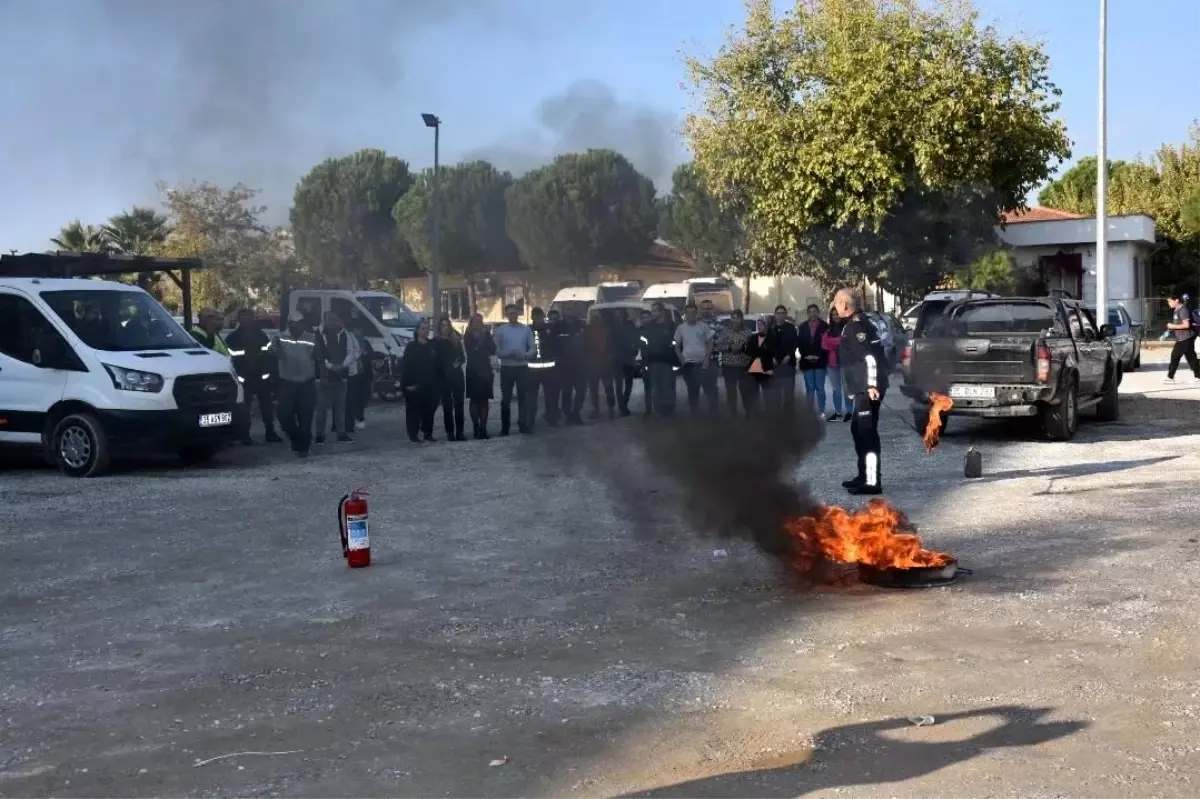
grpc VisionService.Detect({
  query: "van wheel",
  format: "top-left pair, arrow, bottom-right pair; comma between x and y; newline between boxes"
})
51,413 -> 111,478
179,444 -> 220,465
1041,377 -> 1078,441
1096,364 -> 1120,422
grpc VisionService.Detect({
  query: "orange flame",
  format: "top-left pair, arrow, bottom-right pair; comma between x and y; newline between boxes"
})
923,393 -> 954,453
785,499 -> 952,572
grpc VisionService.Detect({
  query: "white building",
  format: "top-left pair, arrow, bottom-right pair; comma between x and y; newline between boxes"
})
998,207 -> 1157,323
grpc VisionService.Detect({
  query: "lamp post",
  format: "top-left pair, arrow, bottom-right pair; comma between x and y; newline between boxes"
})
1095,0 -> 1109,318
422,113 -> 442,318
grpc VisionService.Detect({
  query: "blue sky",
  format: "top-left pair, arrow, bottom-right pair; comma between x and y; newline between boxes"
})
1,0 -> 1196,254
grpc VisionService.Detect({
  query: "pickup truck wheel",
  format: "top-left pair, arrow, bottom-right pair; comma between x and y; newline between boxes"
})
1096,364 -> 1120,422
1041,378 -> 1078,441
51,412 -> 112,478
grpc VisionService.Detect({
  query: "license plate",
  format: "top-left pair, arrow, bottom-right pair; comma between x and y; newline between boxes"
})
198,412 -> 233,427
948,384 -> 995,399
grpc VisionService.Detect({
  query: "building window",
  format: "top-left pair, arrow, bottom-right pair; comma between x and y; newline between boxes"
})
503,285 -> 525,315
440,288 -> 470,321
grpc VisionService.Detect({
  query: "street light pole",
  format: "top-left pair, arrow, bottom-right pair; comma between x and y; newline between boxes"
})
1095,0 -> 1109,317
422,113 -> 442,318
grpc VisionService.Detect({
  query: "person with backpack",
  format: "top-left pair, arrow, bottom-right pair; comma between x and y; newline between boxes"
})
1163,294 -> 1200,384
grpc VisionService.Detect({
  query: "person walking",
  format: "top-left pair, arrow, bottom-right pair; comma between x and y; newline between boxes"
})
768,304 -> 799,414
1162,294 -> 1200,384
586,313 -> 617,419
226,308 -> 282,445
823,309 -> 850,422
796,303 -> 829,416
434,316 -> 467,441
314,312 -> 356,445
642,302 -> 678,417
271,312 -> 318,458
835,289 -> 888,496
494,303 -> 534,435
744,315 -> 776,416
698,299 -> 722,412
463,313 -> 496,439
402,319 -> 439,443
636,308 -> 655,416
715,309 -> 754,417
525,307 -> 560,431
675,302 -> 717,416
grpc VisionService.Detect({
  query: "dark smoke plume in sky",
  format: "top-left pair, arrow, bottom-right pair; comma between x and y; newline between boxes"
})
537,408 -> 827,560
467,80 -> 687,189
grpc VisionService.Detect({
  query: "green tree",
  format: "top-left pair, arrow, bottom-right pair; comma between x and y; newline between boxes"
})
954,249 -> 1017,293
684,0 -> 1071,277
102,206 -> 172,256
290,148 -> 414,288
657,162 -> 745,276
393,160 -> 518,314
49,220 -> 110,253
504,149 -> 657,286
1037,157 -> 1156,217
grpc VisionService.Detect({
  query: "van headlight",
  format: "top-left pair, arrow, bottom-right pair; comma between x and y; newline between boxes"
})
103,364 -> 165,393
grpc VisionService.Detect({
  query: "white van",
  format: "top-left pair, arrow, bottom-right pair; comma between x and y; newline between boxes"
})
548,286 -> 599,319
641,282 -> 692,313
286,289 -> 421,356
0,277 -> 244,477
684,277 -> 737,313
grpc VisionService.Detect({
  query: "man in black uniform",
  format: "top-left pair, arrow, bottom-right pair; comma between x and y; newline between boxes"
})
553,307 -> 588,425
524,307 -> 560,430
226,308 -> 282,444
835,289 -> 887,495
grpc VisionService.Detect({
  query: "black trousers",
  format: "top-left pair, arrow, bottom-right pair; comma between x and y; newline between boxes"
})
276,379 -> 316,453
616,364 -> 635,413
722,366 -> 755,417
559,367 -> 586,420
524,366 -> 559,429
640,367 -> 653,414
588,364 -> 616,414
241,377 -> 275,436
680,362 -> 719,414
440,372 -> 465,437
746,374 -> 771,416
345,368 -> 370,430
499,365 -> 529,432
850,392 -> 883,487
1167,336 -> 1200,379
405,386 -> 437,440
773,363 -> 797,414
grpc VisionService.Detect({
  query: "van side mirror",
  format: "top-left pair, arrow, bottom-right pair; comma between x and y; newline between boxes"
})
1099,324 -> 1114,338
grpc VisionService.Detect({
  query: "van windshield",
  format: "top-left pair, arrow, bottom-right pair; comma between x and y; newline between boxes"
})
358,295 -> 420,329
691,290 -> 734,313
596,285 -> 642,303
41,289 -> 196,351
550,300 -> 592,320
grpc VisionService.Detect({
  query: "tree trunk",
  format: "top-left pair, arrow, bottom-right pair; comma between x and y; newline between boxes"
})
466,274 -> 478,316
742,274 -> 751,313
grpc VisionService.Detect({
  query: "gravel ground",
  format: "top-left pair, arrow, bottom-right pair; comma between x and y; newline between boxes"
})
2,353 -> 1198,798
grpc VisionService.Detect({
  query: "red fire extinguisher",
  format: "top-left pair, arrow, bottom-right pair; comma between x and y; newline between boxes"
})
338,488 -> 370,568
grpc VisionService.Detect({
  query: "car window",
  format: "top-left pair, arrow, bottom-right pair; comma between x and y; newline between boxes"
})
913,300 -> 954,337
950,303 -> 1061,335
0,292 -> 72,366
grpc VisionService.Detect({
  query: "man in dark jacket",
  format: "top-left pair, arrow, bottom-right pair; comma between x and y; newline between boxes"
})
835,289 -> 889,495
642,302 -> 678,417
314,312 -> 356,445
525,307 -> 560,430
768,304 -> 799,415
552,308 -> 588,425
226,308 -> 281,444
610,315 -> 638,417
796,303 -> 829,415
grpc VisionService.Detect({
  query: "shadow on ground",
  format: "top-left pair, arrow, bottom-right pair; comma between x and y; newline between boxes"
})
620,705 -> 1087,798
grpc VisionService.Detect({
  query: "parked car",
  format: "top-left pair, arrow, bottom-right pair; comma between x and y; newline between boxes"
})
1092,305 -> 1143,373
902,296 -> 1120,441
865,311 -> 906,370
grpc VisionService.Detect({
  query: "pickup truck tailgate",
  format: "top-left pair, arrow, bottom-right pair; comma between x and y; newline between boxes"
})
914,336 -> 1038,385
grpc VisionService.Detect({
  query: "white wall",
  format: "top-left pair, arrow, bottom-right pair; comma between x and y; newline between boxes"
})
744,275 -> 824,315
1000,215 -> 1155,249
1007,240 -> 1155,323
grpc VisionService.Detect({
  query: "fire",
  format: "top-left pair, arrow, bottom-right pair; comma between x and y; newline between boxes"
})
922,393 -> 954,453
785,499 -> 952,571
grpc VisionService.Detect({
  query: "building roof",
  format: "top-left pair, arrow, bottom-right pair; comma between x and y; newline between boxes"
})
1001,207 -> 1087,224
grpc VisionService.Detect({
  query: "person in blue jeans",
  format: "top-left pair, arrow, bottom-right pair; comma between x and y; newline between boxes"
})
822,310 -> 851,421
796,303 -> 828,414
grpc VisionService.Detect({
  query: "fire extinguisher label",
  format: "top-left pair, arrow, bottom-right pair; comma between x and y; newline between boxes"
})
346,515 -> 369,551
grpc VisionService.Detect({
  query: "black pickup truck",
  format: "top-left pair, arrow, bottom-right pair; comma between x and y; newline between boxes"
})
901,296 -> 1121,441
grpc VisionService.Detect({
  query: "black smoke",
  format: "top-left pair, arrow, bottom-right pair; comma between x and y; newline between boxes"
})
467,80 -> 687,189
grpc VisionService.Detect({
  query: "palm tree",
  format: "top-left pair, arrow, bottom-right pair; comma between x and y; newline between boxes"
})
49,220 -> 110,253
102,206 -> 172,256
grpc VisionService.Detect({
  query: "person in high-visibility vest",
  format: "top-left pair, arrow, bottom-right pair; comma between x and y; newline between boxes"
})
190,307 -> 230,356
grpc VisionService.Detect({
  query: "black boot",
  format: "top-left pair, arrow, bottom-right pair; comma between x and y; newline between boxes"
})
841,476 -> 865,489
